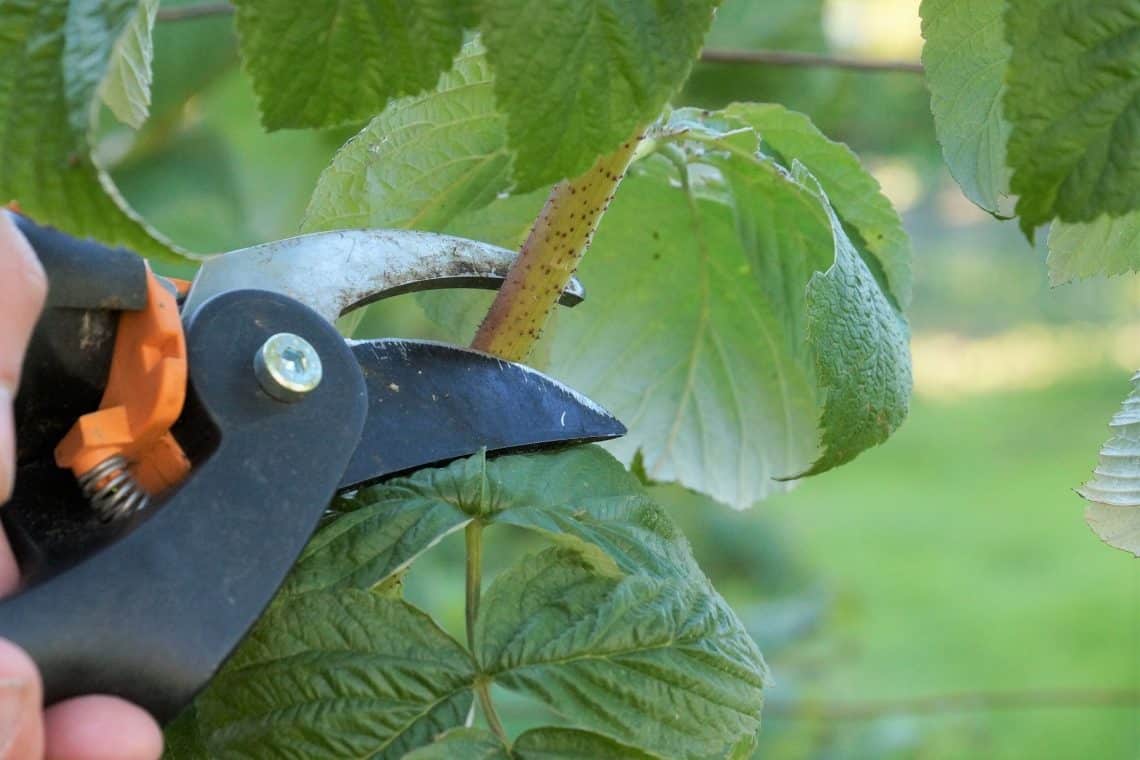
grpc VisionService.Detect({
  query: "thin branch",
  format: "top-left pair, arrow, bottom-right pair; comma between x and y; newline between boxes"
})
470,129 -> 643,360
766,688 -> 1140,721
153,7 -> 924,78
700,48 -> 924,75
155,2 -> 233,22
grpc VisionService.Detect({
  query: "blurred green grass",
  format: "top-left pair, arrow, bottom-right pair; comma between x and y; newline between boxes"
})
749,370 -> 1140,758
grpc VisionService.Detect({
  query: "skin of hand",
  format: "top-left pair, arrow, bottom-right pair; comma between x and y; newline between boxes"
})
0,214 -> 163,760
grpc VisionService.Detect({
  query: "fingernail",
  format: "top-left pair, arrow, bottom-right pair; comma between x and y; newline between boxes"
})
0,677 -> 30,753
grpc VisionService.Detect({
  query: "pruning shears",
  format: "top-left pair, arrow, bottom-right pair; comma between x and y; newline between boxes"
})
0,211 -> 624,722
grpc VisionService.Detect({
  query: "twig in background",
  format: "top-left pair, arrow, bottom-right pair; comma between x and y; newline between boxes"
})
155,2 -> 233,22
152,5 -> 926,78
766,688 -> 1140,721
699,48 -> 924,74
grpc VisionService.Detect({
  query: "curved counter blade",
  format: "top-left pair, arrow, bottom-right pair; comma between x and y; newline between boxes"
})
183,229 -> 584,324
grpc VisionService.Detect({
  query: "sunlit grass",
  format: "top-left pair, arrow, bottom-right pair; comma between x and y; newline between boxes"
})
913,323 -> 1140,399
824,0 -> 923,59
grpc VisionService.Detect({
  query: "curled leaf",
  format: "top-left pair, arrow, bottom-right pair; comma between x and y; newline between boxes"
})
0,0 -> 184,263
1079,372 -> 1140,556
919,0 -> 1013,215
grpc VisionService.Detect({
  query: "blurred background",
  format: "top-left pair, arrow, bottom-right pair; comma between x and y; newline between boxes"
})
114,1 -> 1139,756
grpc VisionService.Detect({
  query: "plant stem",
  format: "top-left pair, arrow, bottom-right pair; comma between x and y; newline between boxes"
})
470,129 -> 644,360
477,681 -> 509,746
465,520 -> 509,745
464,520 -> 482,653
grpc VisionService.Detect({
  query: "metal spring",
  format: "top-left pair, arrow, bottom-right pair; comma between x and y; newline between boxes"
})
77,454 -> 150,523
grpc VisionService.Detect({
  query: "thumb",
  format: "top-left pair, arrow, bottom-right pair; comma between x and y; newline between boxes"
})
0,212 -> 48,504
0,638 -> 43,759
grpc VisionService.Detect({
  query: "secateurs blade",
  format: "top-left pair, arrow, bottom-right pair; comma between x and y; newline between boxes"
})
0,211 -> 624,721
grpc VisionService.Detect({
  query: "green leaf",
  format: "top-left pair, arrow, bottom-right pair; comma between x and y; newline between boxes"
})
480,0 -> 719,190
0,0 -> 182,261
1004,0 -> 1140,235
185,447 -> 757,756
99,0 -> 157,128
796,170 -> 913,475
346,101 -> 911,505
1078,372 -> 1140,557
302,42 -> 511,233
469,447 -> 699,579
186,448 -> 758,756
477,548 -> 768,760
919,0 -> 1012,215
549,158 -> 820,507
196,590 -> 475,759
720,103 -> 913,308
402,728 -> 508,760
162,706 -> 208,760
278,489 -> 471,598
231,0 -> 475,130
1047,210 -> 1140,284
728,731 -> 760,760
548,120 -> 909,504
441,188 -> 549,251
321,446 -> 696,580
402,725 -> 660,759
407,115 -> 913,504
513,727 -> 659,759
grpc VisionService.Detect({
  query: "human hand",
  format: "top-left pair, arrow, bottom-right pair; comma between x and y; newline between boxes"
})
0,213 -> 163,760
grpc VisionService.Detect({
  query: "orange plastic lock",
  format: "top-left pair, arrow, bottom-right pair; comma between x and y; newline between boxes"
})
55,265 -> 191,496
167,277 -> 192,298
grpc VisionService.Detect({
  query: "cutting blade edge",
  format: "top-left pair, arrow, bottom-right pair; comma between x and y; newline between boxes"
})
338,339 -> 625,491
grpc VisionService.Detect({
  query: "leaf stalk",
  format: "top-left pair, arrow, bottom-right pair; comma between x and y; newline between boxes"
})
465,520 -> 510,745
476,679 -> 509,747
464,520 -> 482,653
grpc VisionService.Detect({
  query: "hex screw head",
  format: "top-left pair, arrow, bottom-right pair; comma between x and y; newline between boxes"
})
254,333 -> 323,402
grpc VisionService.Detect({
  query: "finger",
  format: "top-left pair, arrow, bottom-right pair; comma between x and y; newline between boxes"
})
0,638 -> 44,760
0,527 -> 18,598
0,213 -> 47,504
0,213 -> 46,388
0,387 -> 14,509
43,696 -> 162,760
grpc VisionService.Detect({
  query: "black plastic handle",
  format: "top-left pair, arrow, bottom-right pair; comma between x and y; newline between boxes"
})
6,210 -> 148,311
0,290 -> 367,720
4,213 -> 149,580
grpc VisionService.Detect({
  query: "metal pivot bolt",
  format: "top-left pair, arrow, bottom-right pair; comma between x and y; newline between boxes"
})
254,333 -> 323,402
